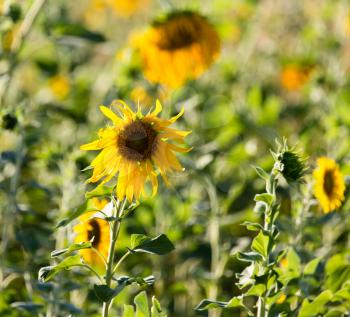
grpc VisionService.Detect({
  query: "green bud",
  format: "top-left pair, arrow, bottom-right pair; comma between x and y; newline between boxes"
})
273,139 -> 307,183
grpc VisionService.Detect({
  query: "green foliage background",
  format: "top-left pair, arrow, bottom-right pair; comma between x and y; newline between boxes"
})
1,0 -> 350,316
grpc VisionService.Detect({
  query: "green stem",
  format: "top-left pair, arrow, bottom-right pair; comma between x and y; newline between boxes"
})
102,197 -> 127,317
257,297 -> 266,317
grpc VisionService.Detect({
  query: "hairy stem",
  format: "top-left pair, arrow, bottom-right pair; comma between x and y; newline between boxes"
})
102,197 -> 127,317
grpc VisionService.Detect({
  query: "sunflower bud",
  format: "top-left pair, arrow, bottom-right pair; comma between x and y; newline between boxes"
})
273,139 -> 307,183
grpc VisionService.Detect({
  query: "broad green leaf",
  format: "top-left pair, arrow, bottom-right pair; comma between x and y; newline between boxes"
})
325,254 -> 350,292
123,305 -> 135,317
245,284 -> 266,296
51,241 -> 92,257
226,296 -> 254,316
333,285 -> 350,301
94,277 -> 131,302
251,231 -> 270,257
38,255 -> 82,282
298,290 -> 333,317
131,234 -> 152,249
286,248 -> 301,272
131,234 -> 175,255
254,193 -> 274,206
135,291 -> 150,317
304,257 -> 321,275
85,186 -> 113,199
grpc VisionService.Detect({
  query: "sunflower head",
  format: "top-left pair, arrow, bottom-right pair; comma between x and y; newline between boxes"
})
81,100 -> 191,202
73,198 -> 110,269
133,10 -> 220,88
313,157 -> 345,214
273,140 -> 307,183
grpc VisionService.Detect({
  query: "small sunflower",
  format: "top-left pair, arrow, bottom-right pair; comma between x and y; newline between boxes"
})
48,74 -> 70,100
81,100 -> 191,202
134,11 -> 220,88
280,64 -> 311,91
74,198 -> 110,268
108,0 -> 150,17
313,157 -> 345,213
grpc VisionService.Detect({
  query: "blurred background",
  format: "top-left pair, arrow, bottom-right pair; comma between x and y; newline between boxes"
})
1,0 -> 350,316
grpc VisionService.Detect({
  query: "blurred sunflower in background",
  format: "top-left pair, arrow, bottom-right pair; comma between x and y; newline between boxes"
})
48,74 -> 71,100
85,0 -> 150,23
74,198 -> 110,268
313,157 -> 345,213
133,11 -> 220,88
80,100 -> 191,202
280,64 -> 312,91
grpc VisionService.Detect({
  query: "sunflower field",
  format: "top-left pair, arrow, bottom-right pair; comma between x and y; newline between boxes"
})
1,0 -> 350,316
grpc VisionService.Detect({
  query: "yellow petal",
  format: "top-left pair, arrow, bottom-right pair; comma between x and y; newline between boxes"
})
100,106 -> 122,125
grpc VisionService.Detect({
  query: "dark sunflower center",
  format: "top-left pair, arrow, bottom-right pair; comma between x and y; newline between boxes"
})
323,170 -> 334,196
118,121 -> 157,161
158,20 -> 199,50
87,219 -> 101,248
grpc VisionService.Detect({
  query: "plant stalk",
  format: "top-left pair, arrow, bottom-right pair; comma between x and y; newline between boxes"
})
102,197 -> 127,317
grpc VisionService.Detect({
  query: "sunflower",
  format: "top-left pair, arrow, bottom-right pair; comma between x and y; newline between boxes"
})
133,11 -> 220,88
313,157 -> 345,213
80,100 -> 191,202
74,198 -> 110,268
108,0 -> 150,17
280,64 -> 311,91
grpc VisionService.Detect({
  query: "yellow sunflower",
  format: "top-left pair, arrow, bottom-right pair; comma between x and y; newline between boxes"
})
133,11 -> 220,88
280,64 -> 311,91
80,100 -> 191,202
74,198 -> 110,268
313,157 -> 345,214
108,0 -> 150,17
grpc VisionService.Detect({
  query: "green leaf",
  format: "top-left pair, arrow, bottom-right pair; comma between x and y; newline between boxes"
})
286,248 -> 301,272
245,284 -> 266,296
85,186 -> 113,199
56,201 -> 89,228
254,193 -> 274,206
131,234 -> 152,249
38,255 -> 82,282
254,166 -> 270,180
94,276 -> 131,302
131,234 -> 175,255
51,241 -> 92,257
195,299 -> 228,310
195,297 -> 253,315
11,302 -> 43,313
135,291 -> 150,317
236,251 -> 263,263
304,257 -> 321,275
151,296 -> 166,317
226,296 -> 254,316
298,290 -> 333,317
251,231 -> 271,257
325,254 -> 350,292
241,221 -> 263,232
52,22 -> 106,42
123,305 -> 135,317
